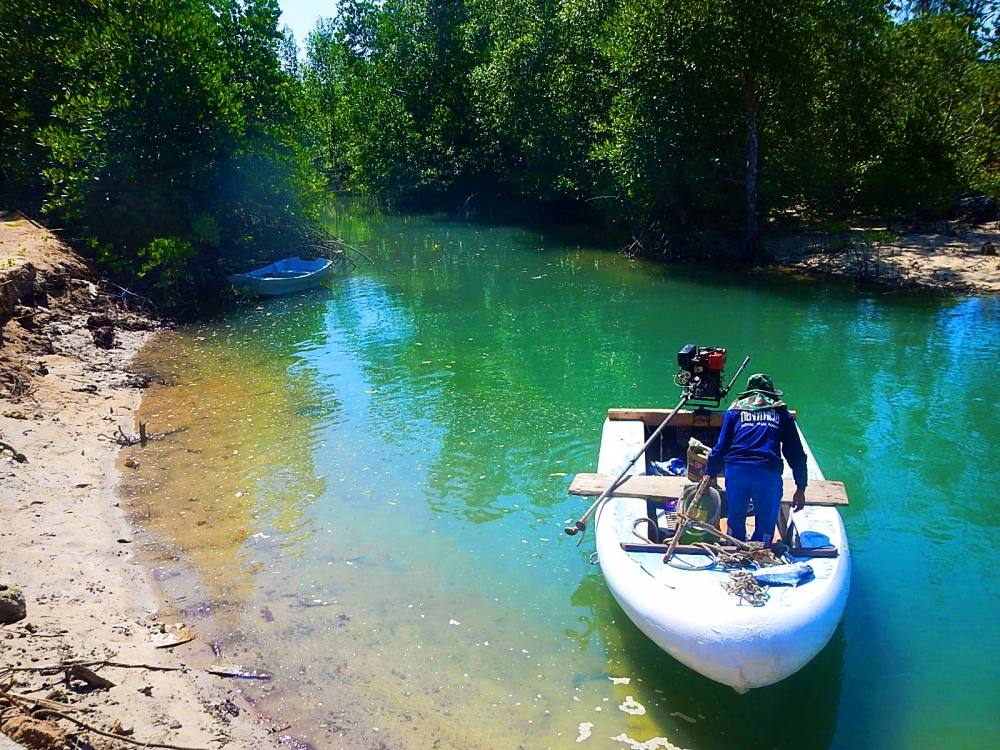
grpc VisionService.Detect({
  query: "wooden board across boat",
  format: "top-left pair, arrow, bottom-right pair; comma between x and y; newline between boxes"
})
568,473 -> 848,507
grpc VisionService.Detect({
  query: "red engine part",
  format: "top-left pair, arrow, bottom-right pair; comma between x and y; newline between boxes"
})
708,348 -> 727,371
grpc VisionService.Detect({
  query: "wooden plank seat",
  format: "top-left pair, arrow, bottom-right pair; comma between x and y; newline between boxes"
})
568,472 -> 849,507
607,407 -> 796,427
620,542 -> 839,558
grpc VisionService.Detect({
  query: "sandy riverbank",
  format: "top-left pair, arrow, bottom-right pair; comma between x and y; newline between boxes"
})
769,221 -> 1000,294
0,213 -> 273,749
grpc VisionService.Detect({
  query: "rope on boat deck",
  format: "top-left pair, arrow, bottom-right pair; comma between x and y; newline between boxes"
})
648,507 -> 782,605
724,571 -> 771,607
632,517 -> 658,545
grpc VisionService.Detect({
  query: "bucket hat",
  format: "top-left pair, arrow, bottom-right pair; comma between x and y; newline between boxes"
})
738,373 -> 783,398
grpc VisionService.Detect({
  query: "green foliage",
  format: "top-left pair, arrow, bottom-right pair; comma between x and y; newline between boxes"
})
2,0 -> 997,289
852,10 -> 987,214
300,0 -> 999,249
961,30 -> 1000,197
1,0 -> 325,311
139,237 -> 196,282
467,0 -> 612,201
0,1 -> 100,207
302,1 -> 485,203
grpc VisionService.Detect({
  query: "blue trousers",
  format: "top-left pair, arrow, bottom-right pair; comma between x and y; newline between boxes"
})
725,463 -> 783,543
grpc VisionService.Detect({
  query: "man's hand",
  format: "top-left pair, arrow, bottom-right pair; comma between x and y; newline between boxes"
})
792,487 -> 806,512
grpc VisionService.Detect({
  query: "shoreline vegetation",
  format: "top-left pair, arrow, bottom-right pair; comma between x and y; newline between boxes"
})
2,1 -> 998,312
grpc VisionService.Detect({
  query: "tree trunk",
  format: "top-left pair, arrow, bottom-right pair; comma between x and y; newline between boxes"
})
743,69 -> 764,265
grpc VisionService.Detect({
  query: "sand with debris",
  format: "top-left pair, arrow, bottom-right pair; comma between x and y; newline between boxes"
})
770,221 -> 1000,294
0,213 -> 272,749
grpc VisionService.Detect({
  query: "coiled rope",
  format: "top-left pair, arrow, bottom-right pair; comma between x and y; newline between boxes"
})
656,490 -> 783,606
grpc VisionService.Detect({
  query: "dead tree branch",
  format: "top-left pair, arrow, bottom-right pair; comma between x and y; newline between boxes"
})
33,708 -> 209,750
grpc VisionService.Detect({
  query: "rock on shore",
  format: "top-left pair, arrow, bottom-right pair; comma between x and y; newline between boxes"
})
0,584 -> 26,624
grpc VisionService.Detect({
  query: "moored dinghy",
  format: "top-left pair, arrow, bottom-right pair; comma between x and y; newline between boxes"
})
228,256 -> 344,296
566,347 -> 851,691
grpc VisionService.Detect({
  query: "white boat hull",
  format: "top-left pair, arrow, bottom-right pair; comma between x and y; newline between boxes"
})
593,418 -> 850,691
228,256 -> 343,296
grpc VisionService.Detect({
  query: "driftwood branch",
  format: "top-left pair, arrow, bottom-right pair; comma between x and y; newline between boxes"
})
98,423 -> 187,447
100,278 -> 159,315
1,659 -> 186,676
2,659 -> 267,680
32,708 -> 209,750
0,685 -> 94,714
205,665 -> 272,680
64,664 -> 115,690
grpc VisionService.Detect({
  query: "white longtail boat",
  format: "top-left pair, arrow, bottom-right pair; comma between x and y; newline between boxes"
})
567,348 -> 850,691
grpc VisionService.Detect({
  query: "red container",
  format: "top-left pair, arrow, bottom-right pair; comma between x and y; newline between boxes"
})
708,348 -> 727,371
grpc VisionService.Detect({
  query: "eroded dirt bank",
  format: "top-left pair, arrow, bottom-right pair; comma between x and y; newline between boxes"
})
0,213 -> 273,750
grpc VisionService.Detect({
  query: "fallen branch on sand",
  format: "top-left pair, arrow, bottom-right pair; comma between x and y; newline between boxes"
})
64,663 -> 115,690
0,685 -> 94,714
1,659 -> 186,676
3,658 -> 269,681
32,708 -> 209,750
97,423 -> 188,447
97,423 -> 147,447
99,278 -> 159,316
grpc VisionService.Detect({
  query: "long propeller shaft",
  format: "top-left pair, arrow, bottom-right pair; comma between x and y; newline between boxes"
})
564,391 -> 693,536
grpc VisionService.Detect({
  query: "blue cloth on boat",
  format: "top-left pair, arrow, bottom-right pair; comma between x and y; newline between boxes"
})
706,405 -> 808,489
724,463 -> 783,543
751,562 -> 814,587
648,458 -> 687,476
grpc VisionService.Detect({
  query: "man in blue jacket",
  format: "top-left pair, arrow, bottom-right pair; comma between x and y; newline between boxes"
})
705,373 -> 807,544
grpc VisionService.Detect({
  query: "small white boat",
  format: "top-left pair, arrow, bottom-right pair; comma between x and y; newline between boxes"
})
572,407 -> 851,691
228,256 -> 342,296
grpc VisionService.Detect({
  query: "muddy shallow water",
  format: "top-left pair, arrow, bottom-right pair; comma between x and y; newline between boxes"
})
123,205 -> 1000,750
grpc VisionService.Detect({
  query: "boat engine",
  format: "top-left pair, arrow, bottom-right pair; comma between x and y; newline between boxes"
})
676,345 -> 728,404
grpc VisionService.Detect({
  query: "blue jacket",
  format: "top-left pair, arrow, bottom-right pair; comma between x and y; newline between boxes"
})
706,406 -> 808,488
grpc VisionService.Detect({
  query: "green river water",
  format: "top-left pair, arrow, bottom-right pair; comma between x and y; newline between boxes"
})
124,205 -> 999,750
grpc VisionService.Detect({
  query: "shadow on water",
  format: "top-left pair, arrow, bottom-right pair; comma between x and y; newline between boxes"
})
569,570 -> 845,750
